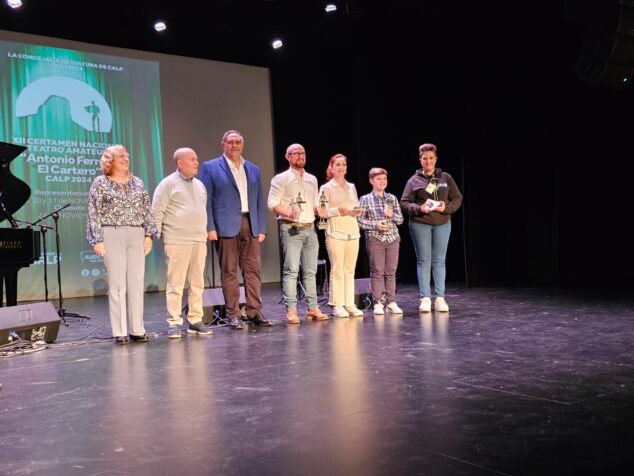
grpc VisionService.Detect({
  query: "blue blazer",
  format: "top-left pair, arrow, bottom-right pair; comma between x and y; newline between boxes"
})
198,155 -> 267,238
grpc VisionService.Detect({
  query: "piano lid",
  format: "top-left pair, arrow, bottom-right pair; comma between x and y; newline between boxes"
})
0,141 -> 27,164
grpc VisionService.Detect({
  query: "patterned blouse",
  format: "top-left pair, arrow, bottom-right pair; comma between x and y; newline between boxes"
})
86,174 -> 157,245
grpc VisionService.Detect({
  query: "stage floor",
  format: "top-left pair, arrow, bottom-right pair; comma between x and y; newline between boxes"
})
1,283 -> 633,475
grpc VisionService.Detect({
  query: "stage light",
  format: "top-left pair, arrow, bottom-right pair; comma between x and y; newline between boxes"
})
325,4 -> 337,13
7,0 -> 23,8
272,39 -> 283,50
154,21 -> 167,32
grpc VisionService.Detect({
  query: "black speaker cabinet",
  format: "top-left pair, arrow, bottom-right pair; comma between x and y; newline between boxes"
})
354,278 -> 372,309
0,301 -> 61,344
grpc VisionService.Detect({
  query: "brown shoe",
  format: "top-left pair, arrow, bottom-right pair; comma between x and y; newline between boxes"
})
307,307 -> 330,321
287,309 -> 300,324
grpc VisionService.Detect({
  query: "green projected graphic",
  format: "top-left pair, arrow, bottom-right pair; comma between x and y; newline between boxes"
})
0,40 -> 164,301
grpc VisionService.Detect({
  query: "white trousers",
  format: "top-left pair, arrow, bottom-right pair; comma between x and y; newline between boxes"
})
164,241 -> 207,326
326,236 -> 359,307
102,226 -> 146,337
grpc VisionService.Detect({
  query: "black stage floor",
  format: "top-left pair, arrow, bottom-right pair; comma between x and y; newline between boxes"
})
1,283 -> 634,476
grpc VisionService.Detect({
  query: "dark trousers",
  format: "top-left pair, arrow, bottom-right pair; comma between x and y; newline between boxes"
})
366,235 -> 400,304
217,216 -> 262,318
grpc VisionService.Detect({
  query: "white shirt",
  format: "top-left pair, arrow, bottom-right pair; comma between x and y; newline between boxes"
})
224,155 -> 249,213
319,179 -> 360,240
268,168 -> 319,224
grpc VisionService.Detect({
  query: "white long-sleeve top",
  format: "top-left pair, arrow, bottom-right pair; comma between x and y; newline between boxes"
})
319,179 -> 360,240
267,168 -> 319,224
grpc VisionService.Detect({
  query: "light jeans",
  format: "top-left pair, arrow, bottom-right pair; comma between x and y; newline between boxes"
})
408,220 -> 451,298
280,224 -> 319,310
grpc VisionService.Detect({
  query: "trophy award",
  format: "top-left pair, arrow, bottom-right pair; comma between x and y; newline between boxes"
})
317,191 -> 328,230
423,198 -> 441,211
290,192 -> 306,218
383,196 -> 394,227
385,196 -> 394,215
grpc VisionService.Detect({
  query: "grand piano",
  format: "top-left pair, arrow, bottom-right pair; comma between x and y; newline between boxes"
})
0,141 -> 41,307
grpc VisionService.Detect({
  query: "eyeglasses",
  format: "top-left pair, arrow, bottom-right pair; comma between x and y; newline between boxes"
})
290,151 -> 306,156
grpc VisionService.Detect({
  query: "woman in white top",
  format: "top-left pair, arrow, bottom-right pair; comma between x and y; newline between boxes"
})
319,154 -> 364,317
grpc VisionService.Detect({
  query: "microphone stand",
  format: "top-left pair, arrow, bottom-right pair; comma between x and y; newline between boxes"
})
33,204 -> 90,322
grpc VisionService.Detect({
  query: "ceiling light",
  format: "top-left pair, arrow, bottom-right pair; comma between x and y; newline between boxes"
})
272,39 -> 283,50
154,21 -> 167,32
325,4 -> 337,13
7,0 -> 23,8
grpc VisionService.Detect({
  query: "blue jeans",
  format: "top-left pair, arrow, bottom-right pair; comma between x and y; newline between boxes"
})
280,224 -> 319,310
408,220 -> 452,298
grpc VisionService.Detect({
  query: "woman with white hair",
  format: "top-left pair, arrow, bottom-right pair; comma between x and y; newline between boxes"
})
87,144 -> 157,344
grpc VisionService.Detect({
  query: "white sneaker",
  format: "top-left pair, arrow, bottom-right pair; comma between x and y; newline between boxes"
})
386,302 -> 403,314
333,306 -> 349,318
419,297 -> 431,313
435,297 -> 449,312
345,305 -> 364,317
373,303 -> 384,315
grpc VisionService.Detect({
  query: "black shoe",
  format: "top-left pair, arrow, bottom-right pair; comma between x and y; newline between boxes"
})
115,336 -> 128,345
187,321 -> 213,336
249,311 -> 273,327
130,334 -> 149,342
229,317 -> 244,330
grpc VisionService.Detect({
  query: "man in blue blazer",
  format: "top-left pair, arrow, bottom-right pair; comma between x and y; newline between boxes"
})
198,130 -> 273,328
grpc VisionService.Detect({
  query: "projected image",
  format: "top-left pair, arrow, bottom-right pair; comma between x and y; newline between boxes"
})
0,40 -> 164,300
16,76 -> 113,133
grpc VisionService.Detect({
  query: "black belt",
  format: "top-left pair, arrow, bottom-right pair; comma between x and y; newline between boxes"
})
241,212 -> 250,217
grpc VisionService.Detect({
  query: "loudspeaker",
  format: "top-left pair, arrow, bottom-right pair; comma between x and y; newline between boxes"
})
0,302 -> 61,344
201,286 -> 246,324
354,278 -> 372,309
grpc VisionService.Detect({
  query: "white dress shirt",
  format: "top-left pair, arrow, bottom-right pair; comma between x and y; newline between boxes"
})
224,155 -> 249,213
268,167 -> 319,224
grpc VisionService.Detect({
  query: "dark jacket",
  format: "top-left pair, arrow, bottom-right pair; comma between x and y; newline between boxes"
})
400,168 -> 462,225
198,155 -> 266,238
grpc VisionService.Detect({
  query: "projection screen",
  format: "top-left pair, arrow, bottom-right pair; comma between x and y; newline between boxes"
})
0,29 -> 279,301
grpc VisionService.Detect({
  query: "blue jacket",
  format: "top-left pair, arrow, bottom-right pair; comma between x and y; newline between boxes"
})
198,155 -> 267,238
